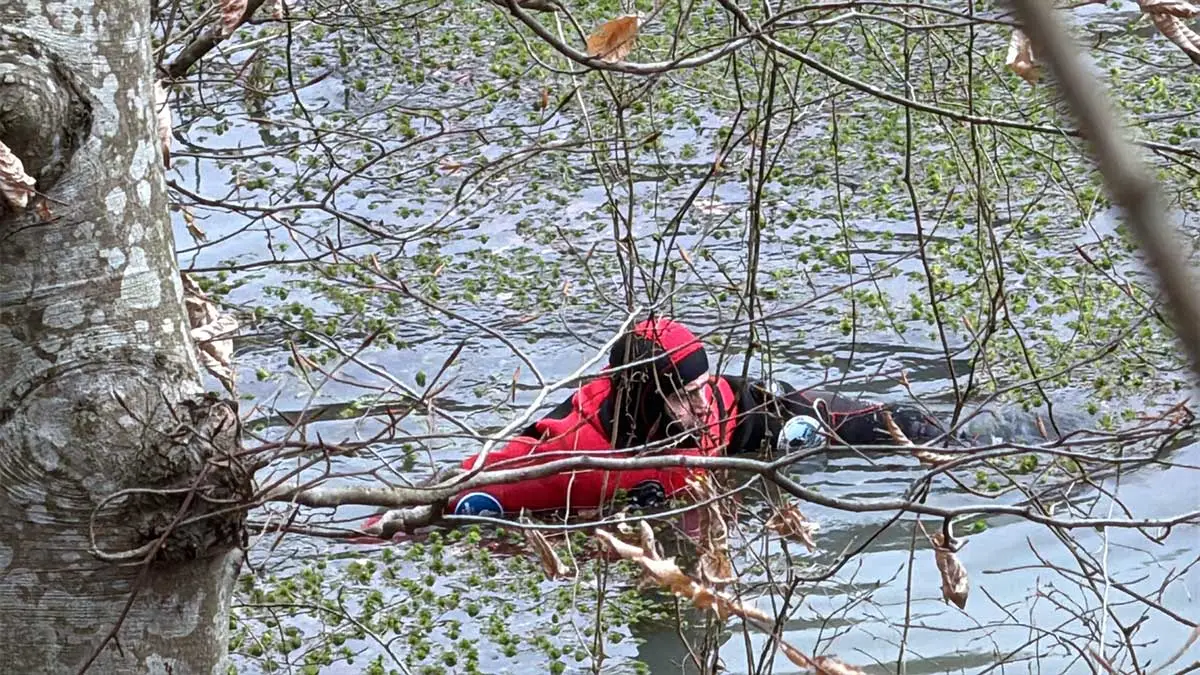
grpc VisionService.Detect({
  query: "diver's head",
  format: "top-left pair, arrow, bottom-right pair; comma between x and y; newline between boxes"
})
607,317 -> 712,441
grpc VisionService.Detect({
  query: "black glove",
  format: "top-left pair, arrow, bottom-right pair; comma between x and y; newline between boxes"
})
627,480 -> 667,510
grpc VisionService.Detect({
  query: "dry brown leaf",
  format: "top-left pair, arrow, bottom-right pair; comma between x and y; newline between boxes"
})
193,313 -> 239,393
0,140 -> 36,211
781,641 -> 814,669
1140,0 -> 1200,18
637,520 -> 661,560
931,531 -> 969,610
585,15 -> 639,63
438,158 -> 465,174
880,410 -> 913,445
183,208 -> 207,242
765,503 -> 819,552
698,549 -> 736,585
219,0 -> 248,35
686,477 -> 738,584
782,642 -> 868,674
912,449 -> 959,467
524,528 -> 572,579
640,554 -> 694,590
1150,13 -> 1200,65
597,528 -> 645,560
594,529 -> 768,625
809,656 -> 869,675
1005,29 -> 1040,84
154,81 -> 172,168
182,273 -> 239,394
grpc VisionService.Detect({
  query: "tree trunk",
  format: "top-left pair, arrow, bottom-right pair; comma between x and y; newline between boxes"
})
0,1 -> 245,673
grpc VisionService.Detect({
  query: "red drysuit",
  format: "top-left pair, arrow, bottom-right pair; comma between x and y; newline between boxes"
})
448,317 -> 727,516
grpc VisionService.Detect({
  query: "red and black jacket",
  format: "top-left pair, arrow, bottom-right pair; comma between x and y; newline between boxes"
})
446,319 -> 945,518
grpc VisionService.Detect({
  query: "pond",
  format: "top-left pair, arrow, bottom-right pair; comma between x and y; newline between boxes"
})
166,0 -> 1200,671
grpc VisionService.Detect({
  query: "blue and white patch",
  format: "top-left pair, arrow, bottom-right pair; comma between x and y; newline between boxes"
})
777,415 -> 824,451
454,492 -> 504,517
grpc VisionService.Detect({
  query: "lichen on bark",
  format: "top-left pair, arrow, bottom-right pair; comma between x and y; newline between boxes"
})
0,1 -> 244,672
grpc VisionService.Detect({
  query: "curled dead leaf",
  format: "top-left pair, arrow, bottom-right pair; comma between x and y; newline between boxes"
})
183,208 -> 207,242
781,643 -> 866,674
912,449 -> 960,467
154,81 -> 172,168
1150,13 -> 1200,65
931,531 -> 969,610
810,656 -> 868,675
585,15 -> 639,63
697,549 -> 736,586
880,410 -> 913,445
1005,29 -> 1040,84
219,0 -> 248,36
781,642 -> 814,670
765,503 -> 819,552
596,528 -> 644,560
182,273 -> 239,394
685,476 -> 737,584
1140,0 -> 1200,18
524,528 -> 572,579
637,520 -> 662,560
594,529 -> 767,625
0,140 -> 36,211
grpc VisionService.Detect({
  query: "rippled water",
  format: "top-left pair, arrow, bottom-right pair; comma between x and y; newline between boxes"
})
172,3 -> 1200,671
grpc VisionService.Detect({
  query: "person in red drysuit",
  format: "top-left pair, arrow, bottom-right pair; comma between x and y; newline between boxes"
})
444,317 -> 945,518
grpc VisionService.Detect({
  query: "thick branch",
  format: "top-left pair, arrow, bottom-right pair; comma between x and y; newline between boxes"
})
263,445 -> 1200,532
166,0 -> 270,79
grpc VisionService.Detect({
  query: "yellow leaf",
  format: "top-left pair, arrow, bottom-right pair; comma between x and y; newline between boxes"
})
1005,29 -> 1040,84
0,140 -> 36,211
931,532 -> 969,610
523,528 -> 572,579
585,15 -> 639,63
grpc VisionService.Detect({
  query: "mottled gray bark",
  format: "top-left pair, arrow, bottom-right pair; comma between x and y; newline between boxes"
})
0,1 -> 245,673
